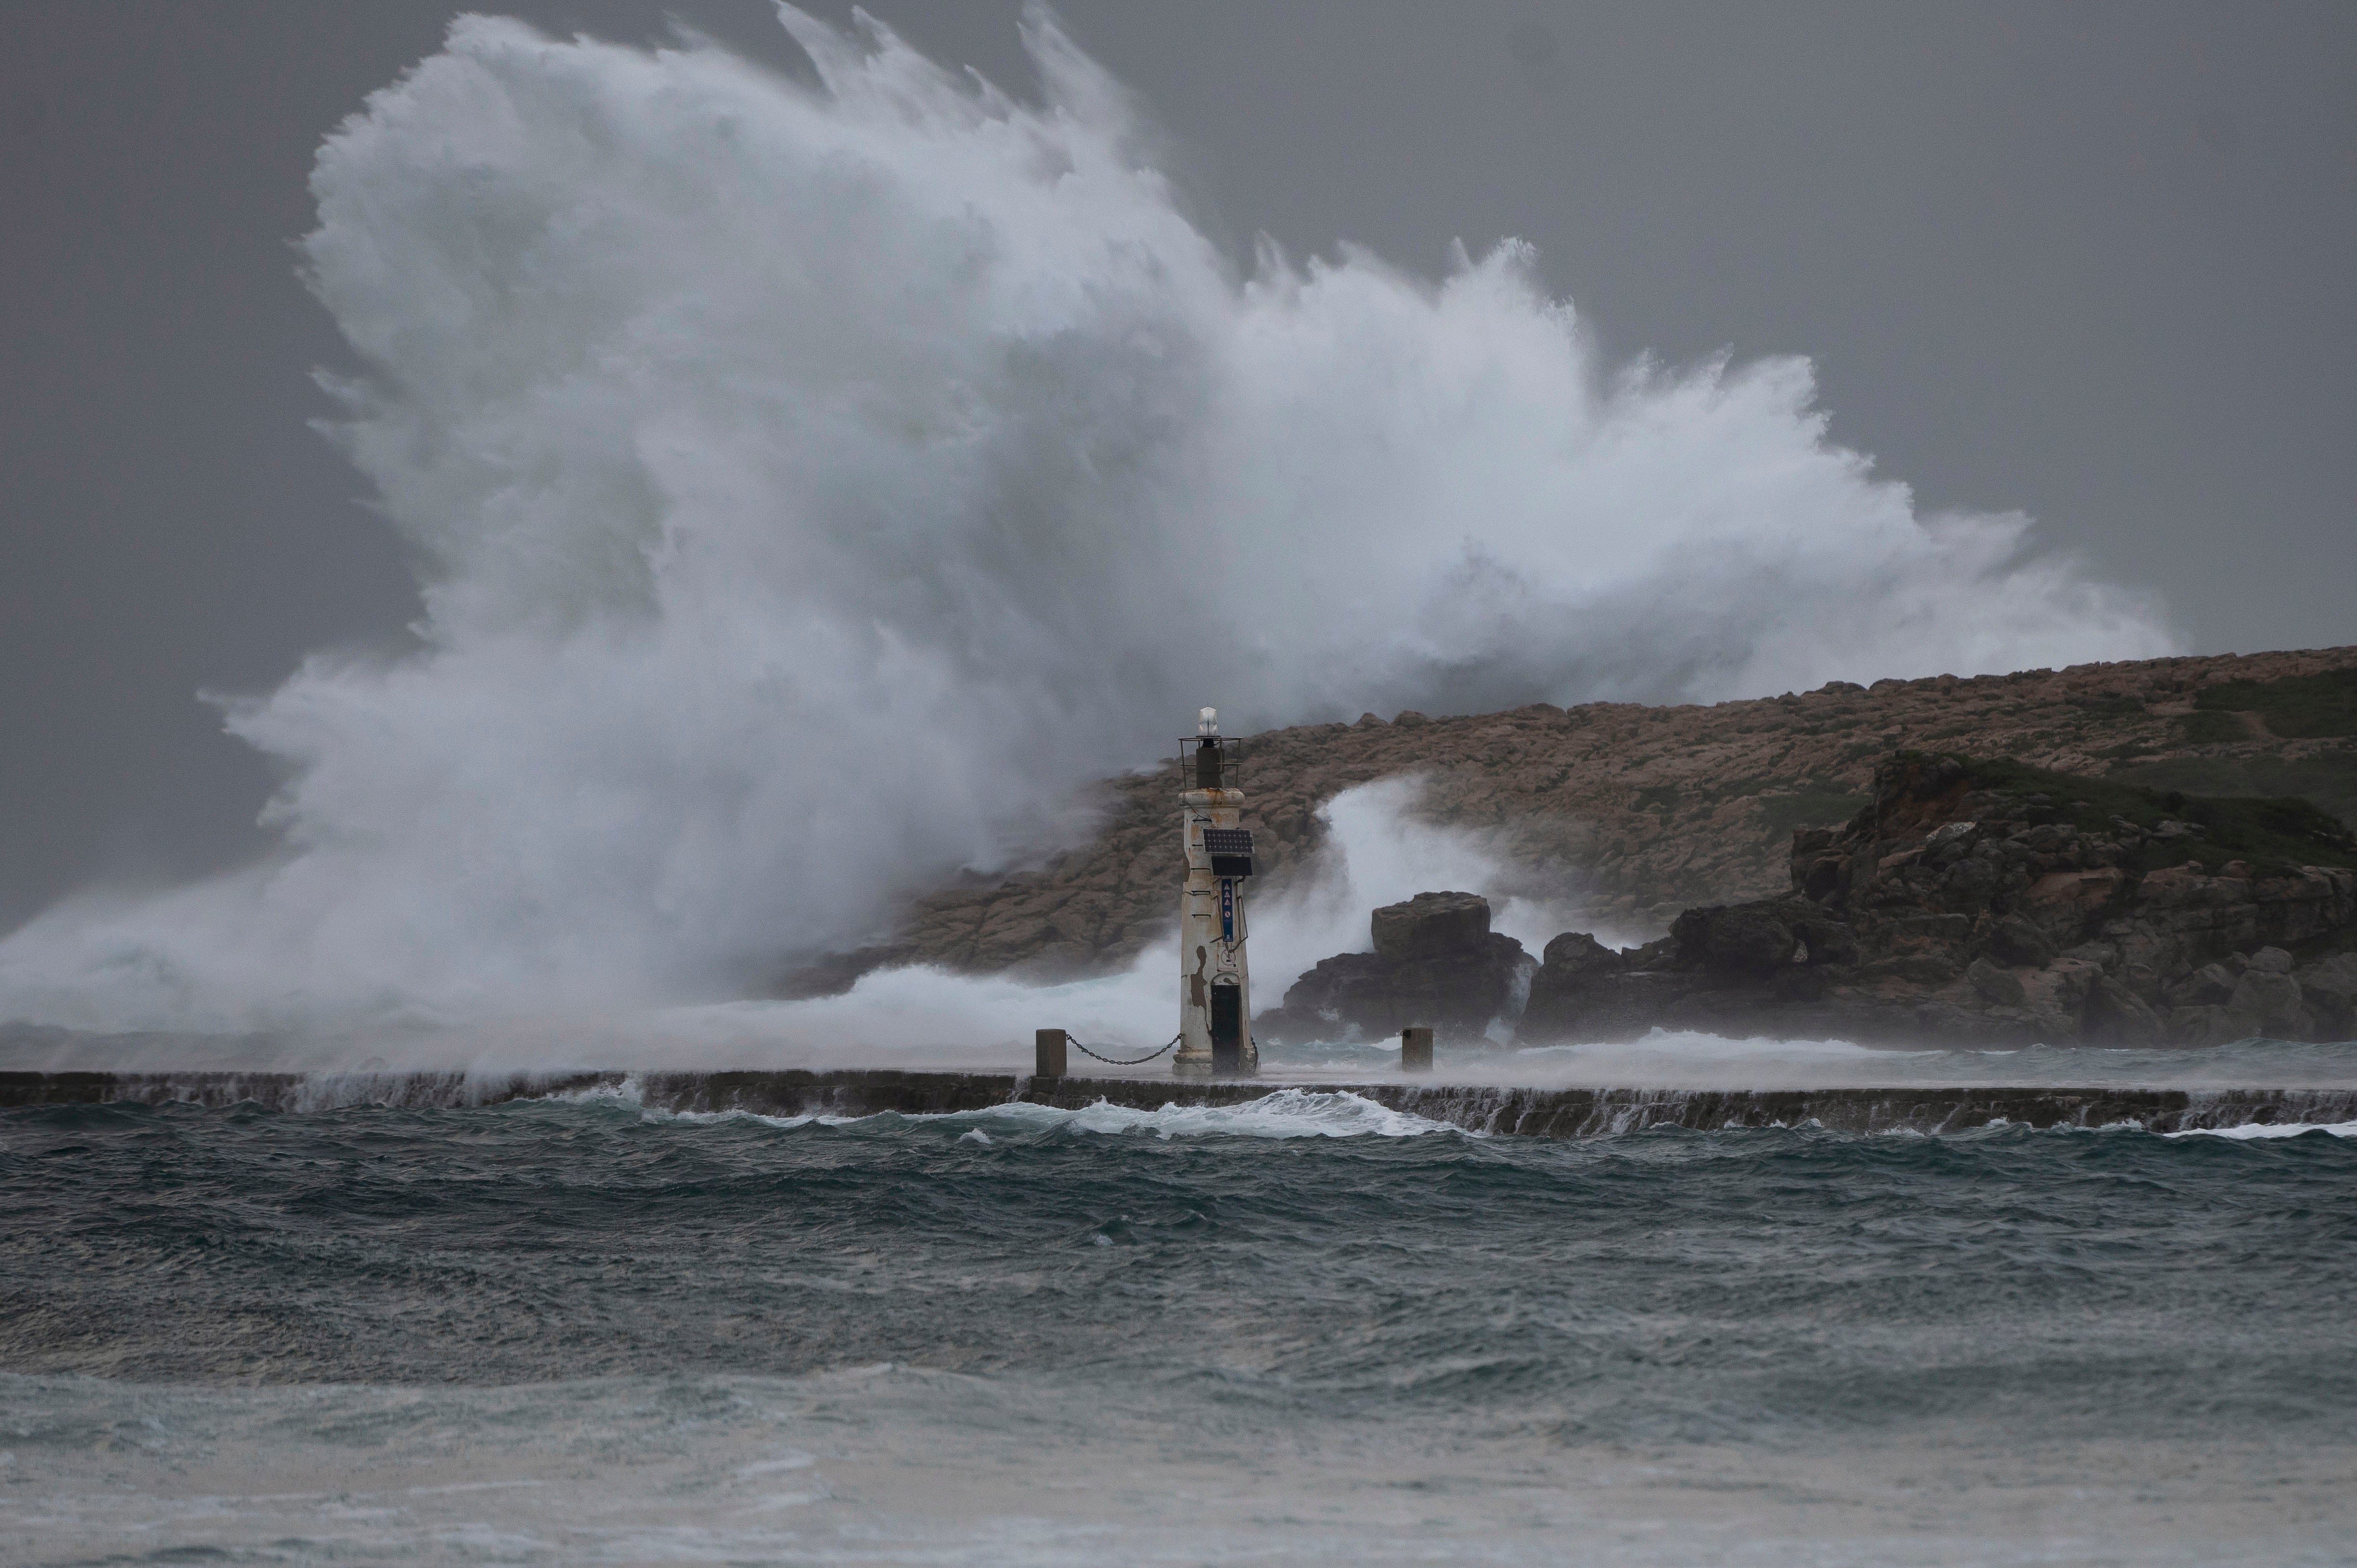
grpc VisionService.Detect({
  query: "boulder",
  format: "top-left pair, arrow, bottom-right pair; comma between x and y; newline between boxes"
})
1519,932 -> 1627,1039
1539,929 -> 1625,982
2167,1004 -> 2256,1048
2017,868 -> 2127,945
1967,958 -> 2027,1008
1371,891 -> 1491,961
2082,974 -> 2165,1045
1792,916 -> 1861,966
1988,915 -> 2057,969
1670,901 -> 1799,977
2295,951 -> 2357,1035
2228,968 -> 2311,1038
2164,963 -> 2240,1008
1265,892 -> 1533,1044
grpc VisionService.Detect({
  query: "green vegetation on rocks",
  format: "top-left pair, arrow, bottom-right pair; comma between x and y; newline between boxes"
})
2192,667 -> 2357,739
2110,753 -> 2357,838
1513,748 -> 2357,1050
1932,754 -> 2357,878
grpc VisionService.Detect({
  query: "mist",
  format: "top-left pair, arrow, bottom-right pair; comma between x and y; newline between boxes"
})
0,6 -> 2174,1037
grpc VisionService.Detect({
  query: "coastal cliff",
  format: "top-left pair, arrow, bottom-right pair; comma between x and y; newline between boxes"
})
778,646 -> 2357,990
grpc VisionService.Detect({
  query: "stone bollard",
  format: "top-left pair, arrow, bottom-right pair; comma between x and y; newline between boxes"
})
1035,1028 -> 1068,1080
1400,1026 -> 1433,1073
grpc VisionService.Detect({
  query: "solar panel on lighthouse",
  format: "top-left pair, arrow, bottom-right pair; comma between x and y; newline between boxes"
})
1203,829 -> 1254,878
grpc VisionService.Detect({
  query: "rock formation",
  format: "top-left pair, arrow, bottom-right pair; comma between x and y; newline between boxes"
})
1515,752 -> 2357,1047
777,647 -> 2357,991
1259,892 -> 1533,1044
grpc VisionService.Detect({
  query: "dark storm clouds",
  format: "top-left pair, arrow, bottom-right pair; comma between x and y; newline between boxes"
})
1,0 -> 2350,931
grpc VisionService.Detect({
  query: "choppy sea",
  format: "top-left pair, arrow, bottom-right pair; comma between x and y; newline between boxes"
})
6,1042 -> 2357,1566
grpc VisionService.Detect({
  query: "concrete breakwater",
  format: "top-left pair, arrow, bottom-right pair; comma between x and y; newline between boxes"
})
4,1069 -> 2353,1138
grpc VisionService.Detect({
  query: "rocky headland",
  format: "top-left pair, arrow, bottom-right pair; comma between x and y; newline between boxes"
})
1257,748 -> 2357,1049
785,646 -> 2357,993
1511,751 -> 2357,1048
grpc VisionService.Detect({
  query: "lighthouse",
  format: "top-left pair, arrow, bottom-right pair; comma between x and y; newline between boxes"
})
1175,707 -> 1257,1078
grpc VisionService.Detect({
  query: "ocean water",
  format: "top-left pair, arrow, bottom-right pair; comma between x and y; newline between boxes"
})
5,1077 -> 2356,1566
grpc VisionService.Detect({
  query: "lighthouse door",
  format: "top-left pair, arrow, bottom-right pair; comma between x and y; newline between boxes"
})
1209,982 -> 1243,1076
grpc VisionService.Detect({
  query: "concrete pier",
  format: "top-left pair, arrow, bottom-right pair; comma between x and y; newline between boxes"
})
3,1069 -> 2351,1138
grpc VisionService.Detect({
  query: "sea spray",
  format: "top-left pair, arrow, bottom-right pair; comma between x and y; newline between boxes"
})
0,7 -> 2174,1035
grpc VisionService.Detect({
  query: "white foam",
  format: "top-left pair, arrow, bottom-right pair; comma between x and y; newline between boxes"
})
2164,1120 -> 2357,1140
1490,1028 -> 1900,1088
540,1074 -> 826,1129
776,1089 -> 1456,1140
1035,1088 -> 1462,1140
522,1078 -> 1458,1140
674,1089 -> 1459,1141
1516,1027 -> 1891,1067
541,1072 -> 647,1107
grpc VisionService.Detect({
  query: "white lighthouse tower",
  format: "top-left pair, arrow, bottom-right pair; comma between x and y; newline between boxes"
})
1175,707 -> 1257,1078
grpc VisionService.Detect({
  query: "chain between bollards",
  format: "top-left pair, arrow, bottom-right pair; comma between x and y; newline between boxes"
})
1035,1027 -> 1181,1075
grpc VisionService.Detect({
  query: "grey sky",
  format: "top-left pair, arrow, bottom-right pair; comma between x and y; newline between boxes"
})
2,0 -> 2351,931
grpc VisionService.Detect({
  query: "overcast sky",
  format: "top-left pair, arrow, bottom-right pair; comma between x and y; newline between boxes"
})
2,0 -> 2351,930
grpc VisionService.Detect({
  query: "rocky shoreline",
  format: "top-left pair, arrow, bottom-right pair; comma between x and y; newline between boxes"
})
1268,752 -> 2357,1050
788,647 -> 2357,990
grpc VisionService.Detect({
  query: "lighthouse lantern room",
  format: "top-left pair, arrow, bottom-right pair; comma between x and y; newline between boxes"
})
1175,707 -> 1256,1078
